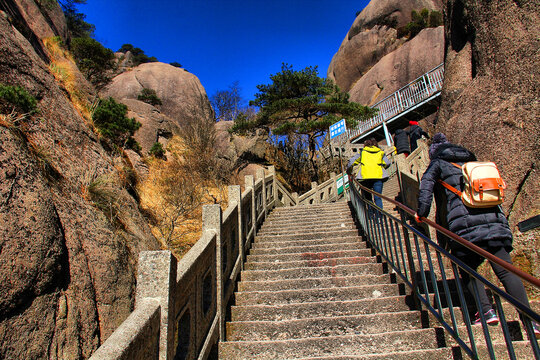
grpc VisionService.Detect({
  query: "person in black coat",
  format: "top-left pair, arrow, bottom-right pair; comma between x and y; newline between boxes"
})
415,134 -> 537,330
407,120 -> 429,151
393,128 -> 410,156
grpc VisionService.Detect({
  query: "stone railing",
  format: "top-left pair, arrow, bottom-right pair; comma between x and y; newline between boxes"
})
395,138 -> 430,210
89,166 -> 345,360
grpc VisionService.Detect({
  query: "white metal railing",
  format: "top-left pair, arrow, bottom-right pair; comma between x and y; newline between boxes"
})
336,63 -> 444,144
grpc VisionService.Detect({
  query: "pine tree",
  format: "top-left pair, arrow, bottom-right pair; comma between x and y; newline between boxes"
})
245,63 -> 375,180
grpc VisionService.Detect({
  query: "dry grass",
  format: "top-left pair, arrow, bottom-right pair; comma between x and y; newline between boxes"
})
138,136 -> 229,257
43,37 -> 96,124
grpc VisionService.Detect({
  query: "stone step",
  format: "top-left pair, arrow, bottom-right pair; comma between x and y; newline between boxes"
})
259,221 -> 357,234
255,228 -> 360,242
271,203 -> 350,215
466,340 -> 538,360
234,283 -> 403,306
246,248 -> 374,263
445,321 -> 527,346
249,242 -> 365,256
241,263 -> 384,281
226,310 -> 424,341
251,236 -> 365,249
294,347 -> 455,359
237,274 -> 395,292
273,202 -> 350,210
265,212 -> 353,224
231,295 -> 415,321
219,328 -> 445,359
244,255 -> 376,271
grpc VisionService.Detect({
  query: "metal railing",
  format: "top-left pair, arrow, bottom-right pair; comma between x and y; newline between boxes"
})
334,63 -> 444,144
349,178 -> 540,359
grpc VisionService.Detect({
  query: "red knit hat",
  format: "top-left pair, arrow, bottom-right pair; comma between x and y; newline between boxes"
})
409,120 -> 418,126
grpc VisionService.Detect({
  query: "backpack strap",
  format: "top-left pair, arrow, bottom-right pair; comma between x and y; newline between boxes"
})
437,179 -> 462,197
437,162 -> 463,197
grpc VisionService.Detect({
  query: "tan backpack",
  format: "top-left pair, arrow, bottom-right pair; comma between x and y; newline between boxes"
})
438,161 -> 507,208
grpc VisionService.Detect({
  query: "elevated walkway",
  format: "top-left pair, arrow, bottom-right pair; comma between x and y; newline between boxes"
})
333,63 -> 444,146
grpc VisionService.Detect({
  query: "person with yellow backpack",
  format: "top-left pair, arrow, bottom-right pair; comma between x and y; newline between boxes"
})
346,138 -> 391,210
414,133 -> 539,337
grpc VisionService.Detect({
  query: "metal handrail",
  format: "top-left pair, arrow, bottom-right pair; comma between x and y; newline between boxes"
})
348,177 -> 540,359
341,63 -> 444,144
357,180 -> 540,288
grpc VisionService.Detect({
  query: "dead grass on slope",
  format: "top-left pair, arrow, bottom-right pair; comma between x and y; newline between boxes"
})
43,36 -> 96,124
139,136 -> 229,257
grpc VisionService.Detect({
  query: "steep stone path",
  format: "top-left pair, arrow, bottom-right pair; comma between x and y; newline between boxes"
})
219,201 -> 457,359
219,178 -> 536,359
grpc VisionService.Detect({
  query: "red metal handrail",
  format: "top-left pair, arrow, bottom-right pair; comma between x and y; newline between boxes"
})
352,177 -> 540,288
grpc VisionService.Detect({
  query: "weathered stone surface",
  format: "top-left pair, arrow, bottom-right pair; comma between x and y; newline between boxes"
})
349,26 -> 444,105
328,25 -> 405,93
121,98 -> 178,154
327,0 -> 443,92
438,0 -> 540,281
0,7 -> 160,360
214,120 -> 269,175
12,0 -> 68,41
102,62 -> 213,131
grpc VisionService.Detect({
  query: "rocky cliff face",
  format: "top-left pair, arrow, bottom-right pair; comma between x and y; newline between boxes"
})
0,1 -> 160,359
102,62 -> 213,154
438,0 -> 539,281
349,26 -> 443,105
327,0 -> 443,96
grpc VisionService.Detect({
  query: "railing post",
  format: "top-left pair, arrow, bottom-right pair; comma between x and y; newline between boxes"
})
330,172 -> 338,199
269,165 -> 277,205
136,251 -> 177,360
311,182 -> 320,204
228,185 -> 243,270
292,192 -> 298,205
425,72 -> 433,92
257,168 -> 267,218
202,204 -> 224,340
245,175 -> 256,239
396,91 -> 403,111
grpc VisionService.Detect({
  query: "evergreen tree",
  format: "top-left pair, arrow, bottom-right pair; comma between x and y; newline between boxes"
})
245,63 -> 375,180
60,0 -> 95,38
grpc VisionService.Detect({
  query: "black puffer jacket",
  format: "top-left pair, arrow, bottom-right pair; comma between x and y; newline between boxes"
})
408,125 -> 429,151
417,143 -> 512,249
394,129 -> 410,154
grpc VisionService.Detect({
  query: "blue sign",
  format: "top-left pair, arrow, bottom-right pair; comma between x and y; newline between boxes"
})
329,119 -> 347,139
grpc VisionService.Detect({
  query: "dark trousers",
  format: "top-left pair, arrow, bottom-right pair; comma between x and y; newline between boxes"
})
455,246 -> 530,314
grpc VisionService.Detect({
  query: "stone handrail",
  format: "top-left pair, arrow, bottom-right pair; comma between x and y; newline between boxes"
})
394,138 -> 430,210
89,166 -> 346,360
297,174 -> 340,205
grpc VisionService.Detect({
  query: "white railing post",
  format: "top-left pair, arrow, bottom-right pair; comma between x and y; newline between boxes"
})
312,182 -> 320,204
228,185 -> 243,270
202,204 -> 224,340
227,185 -> 245,270
245,175 -> 256,239
330,172 -> 338,200
269,165 -> 277,205
136,251 -> 177,360
257,168 -> 267,218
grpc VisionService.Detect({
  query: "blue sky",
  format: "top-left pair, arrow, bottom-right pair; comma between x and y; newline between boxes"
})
79,0 -> 370,103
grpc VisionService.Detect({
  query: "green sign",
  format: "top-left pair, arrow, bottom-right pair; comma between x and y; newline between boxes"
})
337,175 -> 349,195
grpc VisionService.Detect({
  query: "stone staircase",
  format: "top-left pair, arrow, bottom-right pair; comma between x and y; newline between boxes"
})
218,178 -> 537,359
219,200 -> 458,359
